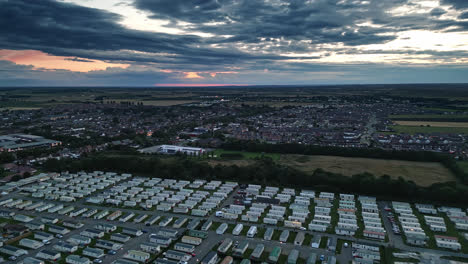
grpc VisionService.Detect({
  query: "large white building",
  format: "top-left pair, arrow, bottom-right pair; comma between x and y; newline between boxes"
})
138,145 -> 206,156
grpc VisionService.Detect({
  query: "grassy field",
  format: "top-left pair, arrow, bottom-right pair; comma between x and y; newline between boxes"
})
207,151 -> 456,187
212,149 -> 281,160
389,125 -> 468,134
278,155 -> 455,186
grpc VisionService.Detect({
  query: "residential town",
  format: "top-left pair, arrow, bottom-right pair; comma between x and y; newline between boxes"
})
1,88 -> 468,263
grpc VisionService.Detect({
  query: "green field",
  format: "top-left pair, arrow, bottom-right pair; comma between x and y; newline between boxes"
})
208,151 -> 456,187
212,149 -> 281,160
389,125 -> 468,134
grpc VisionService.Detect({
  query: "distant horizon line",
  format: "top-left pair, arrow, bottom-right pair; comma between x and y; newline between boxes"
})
0,83 -> 467,89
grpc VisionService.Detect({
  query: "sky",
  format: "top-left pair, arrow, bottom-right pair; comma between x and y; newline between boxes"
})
0,0 -> 467,86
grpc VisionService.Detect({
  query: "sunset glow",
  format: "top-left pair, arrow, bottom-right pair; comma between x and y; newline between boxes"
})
0,50 -> 129,72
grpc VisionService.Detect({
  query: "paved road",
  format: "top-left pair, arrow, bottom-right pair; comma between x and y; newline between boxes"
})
361,113 -> 377,146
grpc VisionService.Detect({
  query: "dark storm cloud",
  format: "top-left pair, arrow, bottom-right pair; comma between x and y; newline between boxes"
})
0,0 -> 291,70
135,0 -> 225,23
136,0 -> 382,46
64,57 -> 95,63
1,0 -> 468,86
135,0 -> 467,49
441,0 -> 468,9
460,12 -> 468,19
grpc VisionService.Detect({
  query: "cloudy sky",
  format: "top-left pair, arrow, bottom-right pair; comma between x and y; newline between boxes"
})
1,0 -> 467,86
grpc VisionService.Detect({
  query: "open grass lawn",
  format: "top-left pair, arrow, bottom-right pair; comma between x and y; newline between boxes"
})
319,237 -> 328,249
389,125 -> 468,134
278,154 -> 456,187
212,149 -> 281,161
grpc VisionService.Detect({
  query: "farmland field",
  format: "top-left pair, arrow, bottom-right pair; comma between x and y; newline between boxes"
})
207,151 -> 456,187
390,114 -> 468,120
389,125 -> 468,134
104,99 -> 198,106
394,121 -> 468,128
278,155 -> 455,186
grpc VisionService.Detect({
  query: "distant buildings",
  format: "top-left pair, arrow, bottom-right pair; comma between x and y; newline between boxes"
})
138,145 -> 206,156
0,134 -> 61,152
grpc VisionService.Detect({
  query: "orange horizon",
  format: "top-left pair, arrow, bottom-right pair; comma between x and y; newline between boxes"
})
154,83 -> 248,87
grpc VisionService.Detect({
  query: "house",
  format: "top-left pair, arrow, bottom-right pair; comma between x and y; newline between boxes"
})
65,254 -> 91,264
233,241 -> 249,257
279,230 -> 289,242
94,223 -> 116,232
165,250 -> 191,262
81,228 -> 104,239
111,233 -> 131,243
435,235 -> 461,251
13,214 -> 33,223
0,245 -> 28,256
67,234 -> 92,246
62,221 -> 84,229
3,223 -> 29,236
0,210 -> 14,217
82,247 -> 105,258
328,237 -> 337,252
25,221 -> 45,231
250,243 -> 265,260
36,249 -> 61,261
41,216 -> 59,224
53,241 -> 78,253
157,228 -> 178,238
122,227 -> 143,237
125,250 -> 150,262
201,251 -> 218,264
174,242 -> 196,253
294,232 -> 305,245
220,256 -> 234,264
363,230 -> 386,240
181,235 -> 202,246
149,235 -> 172,247
154,259 -> 179,264
112,260 -> 139,264
95,240 -> 123,250
19,238 -> 44,249
48,225 -> 70,235
34,231 -> 54,241
311,235 -> 321,248
22,257 -> 45,264
140,242 -> 160,253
